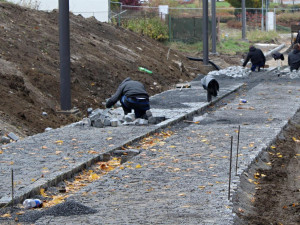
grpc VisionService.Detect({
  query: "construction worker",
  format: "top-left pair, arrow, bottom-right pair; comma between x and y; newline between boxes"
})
106,77 -> 150,119
288,43 -> 300,71
243,45 -> 266,72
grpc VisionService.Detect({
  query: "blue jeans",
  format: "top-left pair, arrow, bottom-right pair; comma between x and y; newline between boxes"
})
120,96 -> 150,118
251,62 -> 265,72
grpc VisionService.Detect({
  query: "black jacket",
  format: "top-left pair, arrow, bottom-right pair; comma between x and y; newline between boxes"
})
106,77 -> 149,108
243,46 -> 266,67
288,49 -> 300,71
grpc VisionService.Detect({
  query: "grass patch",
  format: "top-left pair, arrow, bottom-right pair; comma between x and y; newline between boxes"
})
166,41 -> 203,53
166,30 -> 279,55
216,1 -> 231,7
247,30 -> 279,43
217,39 -> 249,54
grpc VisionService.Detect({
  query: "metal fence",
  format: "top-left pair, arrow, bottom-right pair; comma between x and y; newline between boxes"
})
108,5 -> 300,43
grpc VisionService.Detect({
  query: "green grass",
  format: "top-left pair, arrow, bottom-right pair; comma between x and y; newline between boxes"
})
216,1 -> 231,7
166,30 -> 280,55
247,30 -> 279,43
217,39 -> 249,54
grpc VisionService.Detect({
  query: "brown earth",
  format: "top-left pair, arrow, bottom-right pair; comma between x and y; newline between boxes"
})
0,2 -> 231,137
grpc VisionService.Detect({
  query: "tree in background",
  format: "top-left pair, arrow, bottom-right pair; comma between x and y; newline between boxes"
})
226,0 -> 261,8
120,0 -> 141,6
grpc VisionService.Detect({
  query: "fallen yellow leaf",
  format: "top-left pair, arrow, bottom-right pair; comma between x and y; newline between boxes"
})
135,164 -> 142,169
40,188 -> 48,197
55,140 -> 63,145
107,137 -> 113,140
0,213 -> 11,218
89,173 -> 100,181
168,145 -> 176,148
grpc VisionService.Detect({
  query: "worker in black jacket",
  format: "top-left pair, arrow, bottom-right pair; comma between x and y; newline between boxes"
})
106,77 -> 150,119
288,43 -> 300,71
243,45 -> 266,72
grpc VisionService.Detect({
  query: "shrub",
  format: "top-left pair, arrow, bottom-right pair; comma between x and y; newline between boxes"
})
277,12 -> 300,24
226,20 -> 242,29
123,17 -> 169,41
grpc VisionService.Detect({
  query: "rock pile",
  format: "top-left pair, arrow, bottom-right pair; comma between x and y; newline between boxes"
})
68,108 -> 157,128
208,66 -> 251,78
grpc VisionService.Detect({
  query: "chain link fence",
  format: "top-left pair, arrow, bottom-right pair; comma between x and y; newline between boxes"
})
109,5 -> 300,43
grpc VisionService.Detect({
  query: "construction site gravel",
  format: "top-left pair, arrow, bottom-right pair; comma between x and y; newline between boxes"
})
0,2 -> 299,225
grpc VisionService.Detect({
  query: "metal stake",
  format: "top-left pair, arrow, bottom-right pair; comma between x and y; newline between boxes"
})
228,136 -> 233,200
11,169 -> 14,208
235,125 -> 240,175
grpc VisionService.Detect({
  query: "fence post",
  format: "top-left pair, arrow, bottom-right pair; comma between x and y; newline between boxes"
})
242,0 -> 246,40
211,0 -> 217,53
274,8 -> 276,32
261,0 -> 264,31
202,0 -> 209,65
169,14 -> 172,42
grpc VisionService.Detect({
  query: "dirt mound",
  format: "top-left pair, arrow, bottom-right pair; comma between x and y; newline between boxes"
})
0,2 -> 220,137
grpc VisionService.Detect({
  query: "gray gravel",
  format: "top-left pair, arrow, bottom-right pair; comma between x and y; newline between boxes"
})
1,68 -> 300,224
32,74 -> 300,225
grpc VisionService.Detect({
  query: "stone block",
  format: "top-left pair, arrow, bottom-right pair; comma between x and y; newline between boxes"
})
93,118 -> 104,128
124,114 -> 134,122
103,118 -> 111,126
0,136 -> 10,144
110,119 -> 118,127
45,127 -> 53,132
82,118 -> 91,126
8,132 -> 19,141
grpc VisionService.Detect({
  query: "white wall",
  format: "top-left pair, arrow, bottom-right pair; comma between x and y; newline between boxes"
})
8,0 -> 109,22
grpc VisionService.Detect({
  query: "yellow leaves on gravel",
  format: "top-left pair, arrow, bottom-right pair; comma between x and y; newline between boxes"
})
55,140 -> 63,145
40,188 -> 48,197
43,195 -> 68,208
135,164 -> 142,169
89,172 -> 100,181
0,213 -> 11,218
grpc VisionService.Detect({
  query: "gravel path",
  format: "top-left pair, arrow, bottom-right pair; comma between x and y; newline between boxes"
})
31,75 -> 300,225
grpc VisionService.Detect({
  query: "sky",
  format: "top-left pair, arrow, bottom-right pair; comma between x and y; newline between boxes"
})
8,0 -> 109,21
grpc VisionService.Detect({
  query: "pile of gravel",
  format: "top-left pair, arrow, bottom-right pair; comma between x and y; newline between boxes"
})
208,66 -> 251,78
17,200 -> 97,223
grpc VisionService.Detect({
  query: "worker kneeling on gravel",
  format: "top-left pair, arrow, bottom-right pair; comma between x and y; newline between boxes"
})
242,45 -> 266,72
288,43 -> 300,71
106,77 -> 151,119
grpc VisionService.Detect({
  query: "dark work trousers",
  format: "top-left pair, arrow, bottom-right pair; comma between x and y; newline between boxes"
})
251,62 -> 265,72
121,96 -> 150,118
